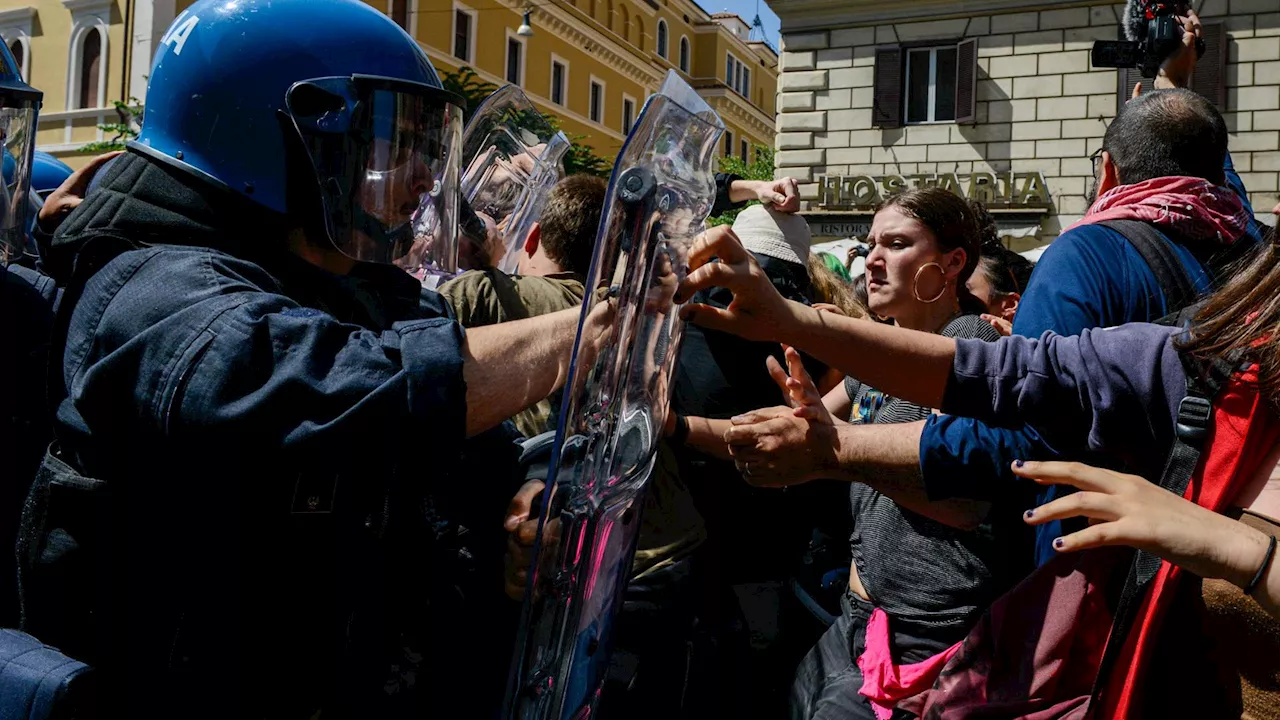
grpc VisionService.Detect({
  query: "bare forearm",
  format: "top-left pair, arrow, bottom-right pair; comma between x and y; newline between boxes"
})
681,416 -> 734,462
780,302 -> 955,409
462,307 -> 577,437
828,421 -> 990,530
727,180 -> 758,204
1222,522 -> 1280,619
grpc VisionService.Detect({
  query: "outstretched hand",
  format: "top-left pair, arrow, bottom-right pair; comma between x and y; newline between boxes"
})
766,345 -> 832,422
1017,460 -> 1273,589
675,225 -> 803,342
721,346 -> 841,487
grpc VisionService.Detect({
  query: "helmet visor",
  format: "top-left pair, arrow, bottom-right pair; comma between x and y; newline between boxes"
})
1,102 -> 37,264
286,76 -> 463,274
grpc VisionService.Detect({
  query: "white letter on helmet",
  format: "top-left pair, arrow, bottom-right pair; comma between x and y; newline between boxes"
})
160,11 -> 200,57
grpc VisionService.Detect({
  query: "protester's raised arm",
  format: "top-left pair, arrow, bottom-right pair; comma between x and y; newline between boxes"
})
676,226 -> 956,409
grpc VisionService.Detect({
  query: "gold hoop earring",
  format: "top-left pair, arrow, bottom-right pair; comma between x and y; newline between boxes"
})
913,262 -> 948,304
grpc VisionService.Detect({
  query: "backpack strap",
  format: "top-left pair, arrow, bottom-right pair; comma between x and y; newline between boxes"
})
1098,220 -> 1198,315
1089,345 -> 1241,707
1153,297 -> 1209,328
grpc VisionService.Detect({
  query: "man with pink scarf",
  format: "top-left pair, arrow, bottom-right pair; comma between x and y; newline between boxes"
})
920,12 -> 1264,571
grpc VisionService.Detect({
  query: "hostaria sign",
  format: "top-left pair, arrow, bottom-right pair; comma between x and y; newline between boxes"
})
817,171 -> 1053,210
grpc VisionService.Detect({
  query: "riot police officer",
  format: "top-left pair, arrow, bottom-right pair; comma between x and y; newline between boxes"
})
21,1 -> 609,716
0,38 -> 45,629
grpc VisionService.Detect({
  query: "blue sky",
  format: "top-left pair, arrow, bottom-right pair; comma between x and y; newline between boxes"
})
697,0 -> 781,49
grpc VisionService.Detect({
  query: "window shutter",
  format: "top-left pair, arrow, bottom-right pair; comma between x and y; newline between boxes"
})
1116,65 -> 1151,109
955,38 -> 978,124
1191,22 -> 1226,109
872,47 -> 903,128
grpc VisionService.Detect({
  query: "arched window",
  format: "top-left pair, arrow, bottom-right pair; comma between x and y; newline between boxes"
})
635,17 -> 644,49
618,4 -> 627,38
8,39 -> 23,79
657,20 -> 667,58
679,36 -> 689,72
78,29 -> 102,109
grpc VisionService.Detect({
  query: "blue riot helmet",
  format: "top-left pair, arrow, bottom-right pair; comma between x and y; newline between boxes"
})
133,0 -> 465,268
30,151 -> 73,201
0,40 -> 41,263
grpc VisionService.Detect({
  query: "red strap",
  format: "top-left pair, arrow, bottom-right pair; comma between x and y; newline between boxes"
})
1098,369 -> 1280,718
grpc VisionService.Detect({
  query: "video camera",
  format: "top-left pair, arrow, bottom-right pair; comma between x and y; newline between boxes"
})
1090,0 -> 1204,79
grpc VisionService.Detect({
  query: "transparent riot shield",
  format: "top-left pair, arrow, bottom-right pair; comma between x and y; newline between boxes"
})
458,85 -> 570,274
504,71 -> 723,720
0,40 -> 40,265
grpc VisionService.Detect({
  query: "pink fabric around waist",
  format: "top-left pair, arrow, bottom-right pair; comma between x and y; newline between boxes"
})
856,607 -> 962,720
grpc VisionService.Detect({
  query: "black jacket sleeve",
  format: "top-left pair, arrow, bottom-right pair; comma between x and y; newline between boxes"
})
710,173 -> 745,218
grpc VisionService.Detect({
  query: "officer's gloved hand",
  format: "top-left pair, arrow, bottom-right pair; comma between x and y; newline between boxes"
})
37,151 -> 121,233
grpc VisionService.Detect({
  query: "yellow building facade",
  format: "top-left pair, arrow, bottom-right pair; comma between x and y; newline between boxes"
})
3,0 -> 776,171
1,0 -> 195,169
400,0 -> 778,164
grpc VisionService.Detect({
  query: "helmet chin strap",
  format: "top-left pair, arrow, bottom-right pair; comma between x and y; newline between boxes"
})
353,204 -> 414,264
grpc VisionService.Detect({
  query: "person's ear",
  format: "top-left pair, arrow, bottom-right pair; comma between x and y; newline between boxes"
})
524,222 -> 541,256
999,292 -> 1020,322
1098,151 -> 1121,196
942,247 -> 967,282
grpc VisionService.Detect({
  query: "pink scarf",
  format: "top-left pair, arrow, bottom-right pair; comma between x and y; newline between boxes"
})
1066,176 -> 1251,244
857,608 -> 962,720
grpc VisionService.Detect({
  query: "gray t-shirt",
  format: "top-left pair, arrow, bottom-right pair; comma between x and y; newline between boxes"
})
844,314 -> 1031,635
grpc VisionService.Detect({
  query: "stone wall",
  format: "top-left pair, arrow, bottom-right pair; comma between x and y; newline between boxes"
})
774,1 -> 1280,250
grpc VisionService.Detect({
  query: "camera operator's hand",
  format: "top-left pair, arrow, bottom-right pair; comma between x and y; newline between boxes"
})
1154,9 -> 1202,90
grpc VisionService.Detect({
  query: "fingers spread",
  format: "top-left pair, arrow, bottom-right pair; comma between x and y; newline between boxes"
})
1050,522 -> 1127,553
687,225 -> 746,270
676,261 -> 738,304
1024,491 -> 1121,526
766,355 -> 792,401
1012,461 -> 1120,493
679,302 -> 738,334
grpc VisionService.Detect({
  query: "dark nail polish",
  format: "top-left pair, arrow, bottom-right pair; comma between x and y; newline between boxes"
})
1054,538 -> 1065,549
1024,509 -> 1034,519
1014,459 -> 1025,468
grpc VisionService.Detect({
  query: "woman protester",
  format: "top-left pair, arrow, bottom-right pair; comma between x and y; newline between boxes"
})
671,204 -> 1280,716
688,188 -> 1034,720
